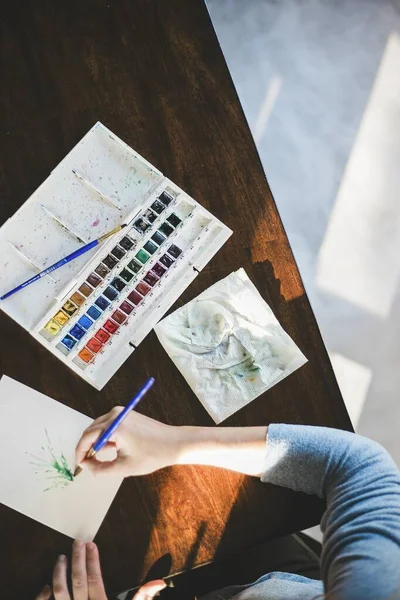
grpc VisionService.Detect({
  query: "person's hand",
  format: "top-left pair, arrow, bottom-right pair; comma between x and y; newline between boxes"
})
35,540 -> 166,600
75,410 -> 182,477
34,541 -> 108,600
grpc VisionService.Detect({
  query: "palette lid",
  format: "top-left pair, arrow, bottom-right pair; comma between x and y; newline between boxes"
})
0,122 -> 164,330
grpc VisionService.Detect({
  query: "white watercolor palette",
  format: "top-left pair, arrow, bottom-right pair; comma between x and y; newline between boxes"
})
0,123 -> 232,389
0,376 -> 123,541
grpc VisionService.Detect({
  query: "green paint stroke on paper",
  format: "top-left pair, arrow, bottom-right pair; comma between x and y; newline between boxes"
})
27,429 -> 74,491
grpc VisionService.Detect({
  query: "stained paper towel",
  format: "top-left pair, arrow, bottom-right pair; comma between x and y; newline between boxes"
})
155,269 -> 307,423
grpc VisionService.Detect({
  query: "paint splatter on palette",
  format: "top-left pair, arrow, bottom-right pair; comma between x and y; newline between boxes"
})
0,123 -> 232,389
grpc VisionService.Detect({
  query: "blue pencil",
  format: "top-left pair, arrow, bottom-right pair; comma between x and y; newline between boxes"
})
0,224 -> 127,302
74,377 -> 155,477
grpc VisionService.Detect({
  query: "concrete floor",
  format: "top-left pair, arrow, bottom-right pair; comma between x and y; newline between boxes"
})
207,1 -> 400,471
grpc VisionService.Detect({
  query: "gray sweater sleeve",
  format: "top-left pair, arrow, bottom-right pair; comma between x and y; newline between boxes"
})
261,424 -> 400,600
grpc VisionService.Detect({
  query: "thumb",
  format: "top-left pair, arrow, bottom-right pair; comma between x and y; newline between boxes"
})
75,426 -> 105,466
133,580 -> 167,600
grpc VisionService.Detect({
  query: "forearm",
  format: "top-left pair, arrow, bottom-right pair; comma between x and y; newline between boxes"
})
174,425 -> 268,476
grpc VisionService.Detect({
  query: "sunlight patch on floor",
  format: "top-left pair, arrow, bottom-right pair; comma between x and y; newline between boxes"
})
316,32 -> 400,318
253,75 -> 283,145
329,353 -> 372,428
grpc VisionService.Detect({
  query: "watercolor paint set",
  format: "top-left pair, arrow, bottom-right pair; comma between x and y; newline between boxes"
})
0,122 -> 232,389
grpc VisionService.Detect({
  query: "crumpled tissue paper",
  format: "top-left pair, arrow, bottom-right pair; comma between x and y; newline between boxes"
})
155,268 -> 307,423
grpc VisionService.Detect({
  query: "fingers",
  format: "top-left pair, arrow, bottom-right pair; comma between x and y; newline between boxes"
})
75,427 -> 116,466
35,584 -> 52,600
86,542 -> 107,600
71,540 -> 88,600
75,408 -> 123,466
53,555 -> 71,600
133,580 -> 167,600
82,456 -> 127,477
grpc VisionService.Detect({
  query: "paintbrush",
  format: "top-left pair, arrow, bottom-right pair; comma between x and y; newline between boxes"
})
0,224 -> 127,302
74,377 -> 155,477
40,204 -> 87,243
7,241 -> 57,283
72,170 -> 122,211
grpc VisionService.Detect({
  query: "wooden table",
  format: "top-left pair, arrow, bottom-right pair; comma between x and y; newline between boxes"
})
0,1 -> 352,598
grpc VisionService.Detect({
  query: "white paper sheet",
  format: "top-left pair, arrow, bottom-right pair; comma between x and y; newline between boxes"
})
0,376 -> 123,540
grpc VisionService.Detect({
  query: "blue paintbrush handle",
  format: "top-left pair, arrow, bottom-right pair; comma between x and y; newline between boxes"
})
1,224 -> 124,302
0,239 -> 99,301
92,377 -> 155,454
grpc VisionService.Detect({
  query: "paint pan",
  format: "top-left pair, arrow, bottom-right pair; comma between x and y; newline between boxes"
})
0,122 -> 232,389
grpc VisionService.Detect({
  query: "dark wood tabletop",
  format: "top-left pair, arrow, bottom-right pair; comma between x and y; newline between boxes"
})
0,1 -> 352,598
